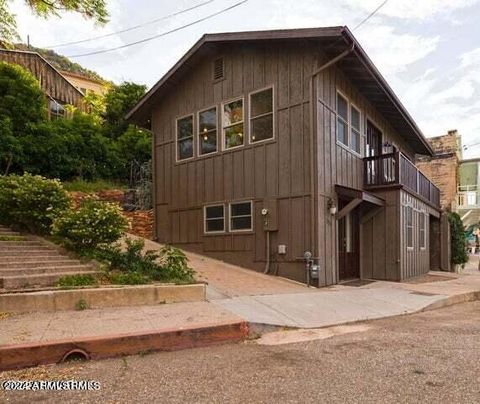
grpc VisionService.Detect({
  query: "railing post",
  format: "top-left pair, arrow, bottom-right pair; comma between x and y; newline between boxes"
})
395,151 -> 400,184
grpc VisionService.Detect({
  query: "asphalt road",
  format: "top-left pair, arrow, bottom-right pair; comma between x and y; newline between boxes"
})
2,302 -> 480,403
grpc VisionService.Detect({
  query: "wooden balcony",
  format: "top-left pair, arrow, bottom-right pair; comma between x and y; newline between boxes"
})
364,152 -> 441,208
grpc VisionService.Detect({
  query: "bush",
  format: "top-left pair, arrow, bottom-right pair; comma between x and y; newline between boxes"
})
449,212 -> 468,266
52,197 -> 128,251
107,272 -> 149,285
0,173 -> 70,233
95,239 -> 195,284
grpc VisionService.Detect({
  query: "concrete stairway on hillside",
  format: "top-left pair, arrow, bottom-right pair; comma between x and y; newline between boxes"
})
0,225 -> 100,292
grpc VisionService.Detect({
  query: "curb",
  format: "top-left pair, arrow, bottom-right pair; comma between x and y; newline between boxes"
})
421,290 -> 480,312
0,321 -> 249,371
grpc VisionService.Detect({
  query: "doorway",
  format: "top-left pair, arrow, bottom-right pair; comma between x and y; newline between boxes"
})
338,201 -> 360,280
366,120 -> 382,157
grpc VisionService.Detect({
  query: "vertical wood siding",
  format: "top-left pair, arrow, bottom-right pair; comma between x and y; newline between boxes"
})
0,50 -> 84,108
152,42 -> 315,282
399,190 -> 433,279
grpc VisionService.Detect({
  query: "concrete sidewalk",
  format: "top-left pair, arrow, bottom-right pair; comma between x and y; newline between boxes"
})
212,271 -> 480,328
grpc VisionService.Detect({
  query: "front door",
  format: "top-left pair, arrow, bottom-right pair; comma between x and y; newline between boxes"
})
338,203 -> 360,280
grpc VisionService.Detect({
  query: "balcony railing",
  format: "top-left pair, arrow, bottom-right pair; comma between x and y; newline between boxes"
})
364,152 -> 441,208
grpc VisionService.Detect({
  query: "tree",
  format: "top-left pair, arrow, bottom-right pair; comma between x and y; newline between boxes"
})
0,0 -> 108,45
103,82 -> 147,138
0,62 -> 46,132
0,117 -> 22,174
449,212 -> 468,267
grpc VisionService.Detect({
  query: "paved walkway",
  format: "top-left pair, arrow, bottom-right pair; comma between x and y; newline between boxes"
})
126,234 -> 313,299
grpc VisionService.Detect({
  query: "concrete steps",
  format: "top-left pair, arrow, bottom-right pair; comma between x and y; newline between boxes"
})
1,270 -> 101,290
0,264 -> 95,277
0,225 -> 99,292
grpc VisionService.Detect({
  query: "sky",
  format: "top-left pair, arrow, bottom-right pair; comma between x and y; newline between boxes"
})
10,0 -> 480,157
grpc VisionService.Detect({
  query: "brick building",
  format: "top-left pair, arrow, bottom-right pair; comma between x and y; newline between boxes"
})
416,130 -> 462,211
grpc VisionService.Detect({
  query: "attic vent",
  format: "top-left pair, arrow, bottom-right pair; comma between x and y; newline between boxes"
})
213,57 -> 224,81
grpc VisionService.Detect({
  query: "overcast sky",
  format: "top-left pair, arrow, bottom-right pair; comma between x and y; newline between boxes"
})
10,0 -> 480,157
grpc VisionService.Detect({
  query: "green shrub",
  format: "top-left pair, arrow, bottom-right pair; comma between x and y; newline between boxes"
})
449,212 -> 468,266
52,197 -> 129,251
107,272 -> 149,285
0,173 -> 70,233
95,239 -> 195,284
56,274 -> 98,288
0,235 -> 25,241
75,299 -> 89,310
63,179 -> 126,193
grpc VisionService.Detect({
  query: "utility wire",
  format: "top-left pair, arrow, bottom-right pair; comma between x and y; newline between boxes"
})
352,0 -> 389,31
67,0 -> 248,58
44,0 -> 216,49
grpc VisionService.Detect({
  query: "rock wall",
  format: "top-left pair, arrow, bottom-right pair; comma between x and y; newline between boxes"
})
68,190 -> 154,240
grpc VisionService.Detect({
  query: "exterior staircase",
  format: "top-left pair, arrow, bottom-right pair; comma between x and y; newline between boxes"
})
0,225 -> 100,292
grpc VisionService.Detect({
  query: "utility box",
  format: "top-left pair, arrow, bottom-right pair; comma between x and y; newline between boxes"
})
262,199 -> 278,231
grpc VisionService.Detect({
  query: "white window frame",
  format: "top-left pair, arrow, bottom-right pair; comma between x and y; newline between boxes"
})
248,86 -> 275,145
419,211 -> 427,250
197,105 -> 218,157
175,114 -> 195,162
222,96 -> 245,151
350,102 -> 362,156
229,200 -> 253,232
336,90 -> 363,156
336,90 -> 349,147
204,204 -> 226,234
406,205 -> 414,250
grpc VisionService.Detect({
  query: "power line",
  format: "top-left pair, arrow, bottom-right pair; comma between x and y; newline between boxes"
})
44,0 -> 217,49
67,0 -> 248,58
352,0 -> 389,31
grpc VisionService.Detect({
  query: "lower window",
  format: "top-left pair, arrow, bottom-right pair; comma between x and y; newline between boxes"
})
204,204 -> 225,233
229,201 -> 252,231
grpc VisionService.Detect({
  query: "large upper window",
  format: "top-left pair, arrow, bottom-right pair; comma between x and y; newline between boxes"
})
336,93 -> 348,146
49,99 -> 65,120
406,206 -> 413,249
223,98 -> 244,149
350,105 -> 361,154
204,204 -> 225,233
176,115 -> 194,161
198,107 -> 217,156
419,212 -> 426,249
229,201 -> 252,232
250,87 -> 273,143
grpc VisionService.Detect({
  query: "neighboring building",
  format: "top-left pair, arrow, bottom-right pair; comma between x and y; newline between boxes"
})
60,70 -> 107,96
127,27 -> 449,287
416,130 -> 462,211
0,48 -> 85,118
456,157 -> 480,228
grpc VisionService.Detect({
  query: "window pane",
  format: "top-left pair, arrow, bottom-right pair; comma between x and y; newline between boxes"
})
407,228 -> 413,248
251,88 -> 273,117
177,116 -> 193,140
231,202 -> 251,217
206,205 -> 224,219
351,129 -> 360,153
407,207 -> 413,226
351,106 -> 360,130
224,123 -> 244,149
231,216 -> 252,231
207,218 -> 224,232
178,138 -> 193,160
337,119 -> 347,145
337,94 -> 348,121
200,130 -> 217,155
199,108 -> 217,132
223,99 -> 243,126
251,114 -> 273,142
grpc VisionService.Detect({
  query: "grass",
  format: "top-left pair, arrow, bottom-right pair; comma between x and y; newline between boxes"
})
56,274 -> 98,288
0,235 -> 26,241
63,179 -> 127,193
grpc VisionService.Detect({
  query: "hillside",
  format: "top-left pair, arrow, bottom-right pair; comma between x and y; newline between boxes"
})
14,43 -> 105,82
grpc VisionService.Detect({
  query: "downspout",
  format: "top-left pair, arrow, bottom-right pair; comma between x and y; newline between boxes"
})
308,42 -> 355,285
264,229 -> 270,274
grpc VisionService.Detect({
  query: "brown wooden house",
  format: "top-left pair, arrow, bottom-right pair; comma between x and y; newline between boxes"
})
0,48 -> 85,118
127,26 -> 450,287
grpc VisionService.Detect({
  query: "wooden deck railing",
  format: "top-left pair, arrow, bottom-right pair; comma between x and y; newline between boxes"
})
364,152 -> 441,208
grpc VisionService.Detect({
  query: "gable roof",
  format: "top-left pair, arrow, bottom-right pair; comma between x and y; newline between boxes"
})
0,48 -> 85,104
127,26 -> 433,156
